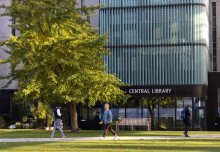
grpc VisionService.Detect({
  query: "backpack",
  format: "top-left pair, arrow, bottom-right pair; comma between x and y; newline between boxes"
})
181,109 -> 186,119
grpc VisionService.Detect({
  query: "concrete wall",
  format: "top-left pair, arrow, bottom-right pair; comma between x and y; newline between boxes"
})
0,0 -> 17,89
85,0 -> 99,28
77,0 -> 100,28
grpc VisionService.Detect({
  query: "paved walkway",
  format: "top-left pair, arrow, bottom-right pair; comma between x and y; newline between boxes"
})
1,135 -> 220,142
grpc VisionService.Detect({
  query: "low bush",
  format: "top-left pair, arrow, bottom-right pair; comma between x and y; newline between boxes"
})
0,116 -> 6,129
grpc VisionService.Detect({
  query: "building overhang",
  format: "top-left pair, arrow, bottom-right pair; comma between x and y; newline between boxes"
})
122,85 -> 207,98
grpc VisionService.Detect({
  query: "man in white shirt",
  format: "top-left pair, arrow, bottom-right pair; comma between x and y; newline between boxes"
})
50,105 -> 66,138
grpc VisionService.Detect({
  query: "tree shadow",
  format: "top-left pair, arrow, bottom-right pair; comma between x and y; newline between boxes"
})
0,139 -> 220,152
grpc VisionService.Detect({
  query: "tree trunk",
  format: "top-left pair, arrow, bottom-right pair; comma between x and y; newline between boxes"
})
70,101 -> 80,132
149,108 -> 156,130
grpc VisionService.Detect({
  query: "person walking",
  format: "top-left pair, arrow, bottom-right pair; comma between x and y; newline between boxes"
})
50,105 -> 66,138
182,106 -> 192,137
94,112 -> 101,130
100,104 -> 118,140
215,113 -> 220,130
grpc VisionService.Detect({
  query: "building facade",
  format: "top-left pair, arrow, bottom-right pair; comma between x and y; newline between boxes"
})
210,0 -> 220,72
0,0 -> 18,89
100,0 -> 210,86
99,0 -> 210,131
207,0 -> 220,130
1,0 -> 220,131
0,0 -> 17,115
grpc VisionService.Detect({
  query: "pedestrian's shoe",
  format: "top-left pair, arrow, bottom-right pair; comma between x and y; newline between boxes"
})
185,134 -> 190,137
61,135 -> 67,138
113,135 -> 119,140
99,137 -> 105,140
50,136 -> 54,138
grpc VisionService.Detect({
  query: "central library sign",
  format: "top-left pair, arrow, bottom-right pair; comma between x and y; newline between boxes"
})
129,88 -> 172,94
122,85 -> 207,97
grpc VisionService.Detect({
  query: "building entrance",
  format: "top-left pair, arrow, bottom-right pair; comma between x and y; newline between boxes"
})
141,97 -> 205,131
76,85 -> 207,131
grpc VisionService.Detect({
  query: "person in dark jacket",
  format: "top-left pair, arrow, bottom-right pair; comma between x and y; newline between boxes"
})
94,112 -> 101,130
51,105 -> 66,138
183,106 -> 192,137
215,113 -> 220,130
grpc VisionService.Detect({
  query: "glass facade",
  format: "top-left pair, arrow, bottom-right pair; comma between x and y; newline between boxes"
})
218,89 -> 220,113
100,0 -> 210,85
78,96 -> 206,131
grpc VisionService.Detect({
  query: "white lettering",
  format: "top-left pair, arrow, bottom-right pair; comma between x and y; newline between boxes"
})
129,88 -> 172,94
144,89 -> 150,93
151,89 -> 154,93
168,89 -> 171,93
161,89 -> 166,93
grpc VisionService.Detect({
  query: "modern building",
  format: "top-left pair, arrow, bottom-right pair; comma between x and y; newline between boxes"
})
0,0 -> 17,115
207,0 -> 220,131
0,0 -> 220,131
99,0 -> 210,131
210,0 -> 220,72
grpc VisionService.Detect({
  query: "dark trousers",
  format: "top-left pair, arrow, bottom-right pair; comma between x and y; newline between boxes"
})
95,122 -> 101,130
103,123 -> 116,137
184,119 -> 191,134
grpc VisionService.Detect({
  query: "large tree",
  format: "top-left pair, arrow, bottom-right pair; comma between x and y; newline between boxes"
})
0,0 -> 128,132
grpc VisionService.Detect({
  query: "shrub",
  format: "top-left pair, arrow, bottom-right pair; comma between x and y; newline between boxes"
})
0,116 -> 6,129
30,102 -> 54,128
15,121 -> 30,129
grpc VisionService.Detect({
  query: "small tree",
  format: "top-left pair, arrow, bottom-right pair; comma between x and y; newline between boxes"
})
142,97 -> 177,129
0,0 -> 128,132
30,101 -> 53,128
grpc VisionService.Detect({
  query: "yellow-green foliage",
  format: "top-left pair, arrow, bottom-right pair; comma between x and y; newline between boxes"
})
30,102 -> 53,120
0,0 -> 128,106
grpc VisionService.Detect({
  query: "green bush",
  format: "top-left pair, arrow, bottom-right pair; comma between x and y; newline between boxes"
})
0,114 -> 11,127
0,116 -> 6,129
30,102 -> 54,128
34,118 -> 46,129
15,122 -> 30,129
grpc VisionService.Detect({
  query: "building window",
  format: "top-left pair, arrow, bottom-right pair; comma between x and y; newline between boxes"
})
218,89 -> 220,113
81,1 -> 86,20
213,16 -> 216,28
213,2 -> 217,72
213,29 -> 216,43
100,0 -> 210,85
213,43 -> 217,56
12,20 -> 15,36
213,57 -> 217,72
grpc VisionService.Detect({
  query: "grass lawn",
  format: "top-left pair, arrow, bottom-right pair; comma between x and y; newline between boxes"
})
0,129 -> 220,139
0,139 -> 220,152
0,130 -> 220,152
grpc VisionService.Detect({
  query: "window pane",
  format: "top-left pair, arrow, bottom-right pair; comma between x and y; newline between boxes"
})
213,43 -> 216,56
213,57 -> 217,72
213,17 -> 216,27
213,29 -> 216,42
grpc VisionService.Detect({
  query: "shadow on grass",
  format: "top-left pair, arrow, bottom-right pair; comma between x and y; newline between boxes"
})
1,129 -> 220,139
0,139 -> 220,152
0,130 -> 186,139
